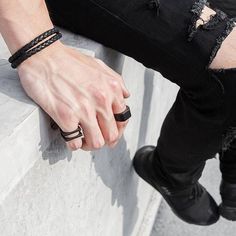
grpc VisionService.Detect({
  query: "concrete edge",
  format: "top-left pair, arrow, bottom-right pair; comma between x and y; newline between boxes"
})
136,190 -> 162,236
0,47 -> 95,204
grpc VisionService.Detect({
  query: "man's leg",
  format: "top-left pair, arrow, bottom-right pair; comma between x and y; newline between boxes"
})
208,0 -> 236,183
209,0 -> 236,17
206,0 -> 236,221
45,0 -> 236,223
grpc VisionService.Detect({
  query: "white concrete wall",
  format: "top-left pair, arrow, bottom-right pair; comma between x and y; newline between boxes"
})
0,28 -> 179,236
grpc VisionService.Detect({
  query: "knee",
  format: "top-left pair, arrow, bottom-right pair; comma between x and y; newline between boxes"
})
209,26 -> 236,69
187,1 -> 236,71
195,5 -> 236,70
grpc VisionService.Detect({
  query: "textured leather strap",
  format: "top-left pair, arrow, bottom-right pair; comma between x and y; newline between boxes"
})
11,33 -> 62,68
8,27 -> 60,63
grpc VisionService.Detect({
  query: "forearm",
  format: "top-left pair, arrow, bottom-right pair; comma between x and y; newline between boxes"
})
0,0 -> 54,54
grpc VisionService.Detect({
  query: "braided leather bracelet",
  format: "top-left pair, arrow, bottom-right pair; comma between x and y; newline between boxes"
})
9,27 -> 62,69
8,27 -> 60,63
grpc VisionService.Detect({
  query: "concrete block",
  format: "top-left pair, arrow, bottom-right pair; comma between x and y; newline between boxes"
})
0,28 -> 179,236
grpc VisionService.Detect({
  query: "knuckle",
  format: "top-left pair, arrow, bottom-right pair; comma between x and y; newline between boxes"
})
109,80 -> 121,92
57,107 -> 75,128
57,107 -> 72,121
94,90 -> 107,105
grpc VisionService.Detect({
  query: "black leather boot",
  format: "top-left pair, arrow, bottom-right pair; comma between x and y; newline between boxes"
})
219,179 -> 236,221
132,145 -> 220,225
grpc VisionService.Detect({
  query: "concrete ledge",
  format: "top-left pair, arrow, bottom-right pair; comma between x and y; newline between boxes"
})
0,39 -> 97,204
0,28 -> 179,236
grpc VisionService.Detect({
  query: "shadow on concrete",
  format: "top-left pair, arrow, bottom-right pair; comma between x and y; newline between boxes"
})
88,68 -> 155,236
0,60 -> 36,105
0,54 -> 156,236
41,136 -> 73,164
137,68 -> 155,148
91,137 -> 139,236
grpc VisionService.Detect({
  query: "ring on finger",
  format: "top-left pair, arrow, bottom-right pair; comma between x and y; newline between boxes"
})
114,105 -> 131,122
60,124 -> 84,142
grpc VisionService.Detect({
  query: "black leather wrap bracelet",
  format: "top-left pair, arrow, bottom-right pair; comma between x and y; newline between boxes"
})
8,27 -> 62,69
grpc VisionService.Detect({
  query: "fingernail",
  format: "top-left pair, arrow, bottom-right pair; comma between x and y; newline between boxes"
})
109,140 -> 119,148
125,91 -> 131,98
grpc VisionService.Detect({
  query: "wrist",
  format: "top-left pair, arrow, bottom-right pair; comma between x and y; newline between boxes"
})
17,39 -> 64,73
0,0 -> 54,54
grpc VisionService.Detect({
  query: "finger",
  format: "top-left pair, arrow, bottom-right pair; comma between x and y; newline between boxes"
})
59,122 -> 83,151
95,58 -> 130,98
109,119 -> 129,148
51,106 -> 83,151
112,97 -> 129,145
109,139 -> 120,148
80,112 -> 105,151
96,109 -> 119,146
120,80 -> 131,99
109,80 -> 129,142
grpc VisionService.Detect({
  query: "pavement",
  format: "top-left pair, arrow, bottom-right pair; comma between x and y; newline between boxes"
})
151,154 -> 236,236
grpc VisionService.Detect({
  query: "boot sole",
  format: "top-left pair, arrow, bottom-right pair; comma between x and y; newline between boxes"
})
132,147 -> 219,226
219,203 -> 236,221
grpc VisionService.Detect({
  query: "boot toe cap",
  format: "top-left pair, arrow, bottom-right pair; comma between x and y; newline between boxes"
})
176,190 -> 219,225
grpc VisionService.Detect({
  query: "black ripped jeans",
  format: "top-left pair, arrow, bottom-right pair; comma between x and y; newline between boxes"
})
45,0 -> 236,187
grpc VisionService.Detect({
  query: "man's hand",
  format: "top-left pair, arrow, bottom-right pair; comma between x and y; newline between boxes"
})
0,0 -> 130,151
17,41 -> 130,151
